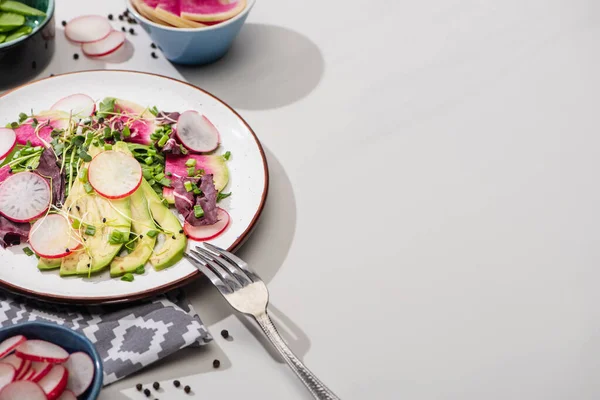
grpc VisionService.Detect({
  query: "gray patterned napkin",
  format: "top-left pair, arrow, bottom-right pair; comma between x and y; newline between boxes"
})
0,290 -> 212,385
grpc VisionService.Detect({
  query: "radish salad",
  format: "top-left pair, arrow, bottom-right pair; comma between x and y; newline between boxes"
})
0,94 -> 232,280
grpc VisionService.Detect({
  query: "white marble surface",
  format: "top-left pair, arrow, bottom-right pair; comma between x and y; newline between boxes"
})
33,0 -> 600,398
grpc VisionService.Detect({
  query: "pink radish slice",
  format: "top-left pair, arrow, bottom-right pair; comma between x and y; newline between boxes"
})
0,364 -> 15,391
0,129 -> 16,160
15,340 -> 69,364
29,214 -> 81,259
29,362 -> 51,383
82,30 -> 126,57
176,111 -> 220,153
14,360 -> 30,380
63,352 -> 93,396
184,208 -> 230,241
0,172 -> 51,223
1,356 -> 22,373
19,367 -> 34,382
64,15 -> 111,43
0,336 -> 26,359
88,150 -> 142,199
51,94 -> 96,117
0,381 -> 46,400
38,365 -> 67,400
57,389 -> 77,400
14,111 -> 70,148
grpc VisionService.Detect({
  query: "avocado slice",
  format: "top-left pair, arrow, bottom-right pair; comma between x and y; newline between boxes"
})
109,186 -> 157,277
37,257 -> 61,271
140,180 -> 186,270
60,146 -> 132,276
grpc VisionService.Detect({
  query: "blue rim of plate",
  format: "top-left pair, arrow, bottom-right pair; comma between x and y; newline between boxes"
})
0,70 -> 269,305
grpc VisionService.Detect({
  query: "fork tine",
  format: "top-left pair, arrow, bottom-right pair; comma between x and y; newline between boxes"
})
184,252 -> 233,295
194,247 -> 253,287
190,248 -> 243,290
203,243 -> 261,282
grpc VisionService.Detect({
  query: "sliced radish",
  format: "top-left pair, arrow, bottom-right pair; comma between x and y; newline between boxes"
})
29,362 -> 51,383
15,340 -> 69,364
82,30 -> 126,57
0,129 -> 16,161
29,214 -> 80,259
0,172 -> 51,223
88,150 -> 142,199
38,365 -> 67,400
176,111 -> 220,153
0,336 -> 26,359
18,365 -> 33,381
184,208 -> 230,241
57,389 -> 77,400
0,364 -> 15,391
64,15 -> 111,43
0,381 -> 47,400
51,94 -> 96,117
15,360 -> 30,380
1,356 -> 23,373
63,352 -> 93,396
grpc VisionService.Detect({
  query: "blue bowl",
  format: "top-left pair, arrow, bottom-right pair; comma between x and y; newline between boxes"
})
0,322 -> 103,399
126,0 -> 254,65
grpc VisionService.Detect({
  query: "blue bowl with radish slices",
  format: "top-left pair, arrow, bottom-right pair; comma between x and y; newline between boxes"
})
0,322 -> 102,399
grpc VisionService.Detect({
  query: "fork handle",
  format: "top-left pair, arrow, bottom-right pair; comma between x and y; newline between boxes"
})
254,312 -> 340,400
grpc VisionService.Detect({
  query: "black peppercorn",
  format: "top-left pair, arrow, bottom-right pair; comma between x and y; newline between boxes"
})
73,53 -> 79,60
151,43 -> 157,49
143,388 -> 151,397
129,28 -> 135,35
98,117 -> 104,124
178,229 -> 183,234
213,359 -> 220,368
172,235 -> 176,240
61,20 -> 67,26
184,385 -> 191,394
153,382 -> 160,390
65,248 -> 70,253
118,15 -> 124,21
121,26 -> 126,32
151,52 -> 158,59
102,218 -> 106,223
221,329 -> 229,339
108,14 -> 113,20
173,380 -> 181,387
136,383 -> 142,391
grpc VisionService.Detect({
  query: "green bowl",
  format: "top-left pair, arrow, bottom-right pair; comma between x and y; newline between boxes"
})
0,0 -> 55,89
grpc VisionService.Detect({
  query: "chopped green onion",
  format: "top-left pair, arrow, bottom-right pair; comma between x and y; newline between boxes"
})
147,230 -> 159,238
187,167 -> 195,177
142,169 -> 153,180
135,265 -> 145,274
193,188 -> 201,195
72,219 -> 81,229
149,106 -> 159,116
185,158 -> 196,167
109,230 -> 126,244
78,167 -> 88,183
154,173 -> 165,181
184,181 -> 193,192
85,225 -> 96,236
23,247 -> 34,256
223,151 -> 231,160
157,134 -> 169,147
148,148 -> 157,157
158,178 -> 171,187
217,192 -> 232,202
104,144 -> 113,151
144,156 -> 153,165
147,179 -> 156,186
194,205 -> 204,218
83,182 -> 93,194
122,126 -> 131,137
121,273 -> 134,282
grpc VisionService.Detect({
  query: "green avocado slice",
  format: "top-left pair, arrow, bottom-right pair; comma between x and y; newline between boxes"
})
37,257 -> 61,271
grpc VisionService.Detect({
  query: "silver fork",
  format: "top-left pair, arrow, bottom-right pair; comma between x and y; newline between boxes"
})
185,243 -> 340,400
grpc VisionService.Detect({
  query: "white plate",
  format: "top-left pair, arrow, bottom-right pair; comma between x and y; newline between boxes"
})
0,70 -> 268,304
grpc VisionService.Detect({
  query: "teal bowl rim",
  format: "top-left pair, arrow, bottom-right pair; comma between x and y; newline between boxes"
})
0,321 -> 103,399
0,0 -> 55,50
126,0 -> 255,33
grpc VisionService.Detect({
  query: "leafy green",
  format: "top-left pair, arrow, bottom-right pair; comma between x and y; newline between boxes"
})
97,97 -> 116,118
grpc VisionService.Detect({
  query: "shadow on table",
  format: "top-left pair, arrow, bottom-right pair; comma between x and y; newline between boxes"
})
174,23 -> 325,111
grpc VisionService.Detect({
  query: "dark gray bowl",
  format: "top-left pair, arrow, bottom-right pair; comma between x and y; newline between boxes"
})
0,0 -> 55,90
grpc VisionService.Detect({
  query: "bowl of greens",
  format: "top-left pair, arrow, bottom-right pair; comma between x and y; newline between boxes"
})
0,0 -> 55,90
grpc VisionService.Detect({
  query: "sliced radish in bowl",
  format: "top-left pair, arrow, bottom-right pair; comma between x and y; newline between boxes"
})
0,381 -> 47,400
15,360 -> 30,381
50,94 -> 96,117
63,352 -> 93,396
38,365 -> 68,400
176,111 -> 220,153
88,150 -> 142,199
64,15 -> 112,43
0,364 -> 14,391
0,172 -> 50,223
0,336 -> 26,359
29,362 -> 51,383
29,215 -> 80,259
57,389 -> 77,400
1,356 -> 23,373
82,31 -> 126,57
184,208 -> 230,241
15,340 -> 69,364
0,129 -> 16,160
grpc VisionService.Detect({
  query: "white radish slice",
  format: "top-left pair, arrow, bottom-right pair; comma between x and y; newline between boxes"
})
82,30 -> 126,57
29,214 -> 80,259
176,111 -> 220,153
64,15 -> 111,43
23,369 -> 35,381
57,389 -> 77,400
15,340 -> 69,364
29,362 -> 51,383
184,208 -> 230,241
0,364 -> 15,391
0,381 -> 46,400
51,94 -> 96,117
0,172 -> 51,223
88,150 -> 142,199
15,360 -> 30,380
63,352 -> 93,396
38,365 -> 68,400
1,356 -> 23,373
0,336 -> 26,359
0,129 -> 16,160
